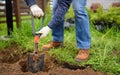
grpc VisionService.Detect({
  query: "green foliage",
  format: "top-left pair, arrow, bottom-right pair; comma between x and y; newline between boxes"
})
88,6 -> 120,31
104,7 -> 120,27
0,24 -> 10,49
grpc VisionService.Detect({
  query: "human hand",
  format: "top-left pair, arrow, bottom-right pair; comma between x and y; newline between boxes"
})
30,4 -> 44,17
36,26 -> 51,38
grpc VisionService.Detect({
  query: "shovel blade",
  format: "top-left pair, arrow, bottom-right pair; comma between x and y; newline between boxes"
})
27,53 -> 44,73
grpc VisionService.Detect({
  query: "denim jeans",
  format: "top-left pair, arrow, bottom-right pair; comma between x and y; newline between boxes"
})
52,0 -> 91,49
48,0 -> 72,29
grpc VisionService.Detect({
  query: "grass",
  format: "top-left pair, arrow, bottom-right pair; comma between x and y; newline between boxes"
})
0,10 -> 120,75
89,23 -> 120,74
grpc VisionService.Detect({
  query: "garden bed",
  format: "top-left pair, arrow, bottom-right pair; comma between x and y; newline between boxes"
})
0,44 -> 107,75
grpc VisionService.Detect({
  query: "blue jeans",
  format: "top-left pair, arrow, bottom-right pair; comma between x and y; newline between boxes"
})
52,0 -> 91,49
48,0 -> 72,29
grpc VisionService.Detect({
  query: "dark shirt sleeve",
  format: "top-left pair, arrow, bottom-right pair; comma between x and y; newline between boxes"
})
24,0 -> 36,7
48,0 -> 72,29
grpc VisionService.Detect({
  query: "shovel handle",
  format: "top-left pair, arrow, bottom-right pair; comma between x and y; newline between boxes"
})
34,34 -> 41,53
34,43 -> 38,54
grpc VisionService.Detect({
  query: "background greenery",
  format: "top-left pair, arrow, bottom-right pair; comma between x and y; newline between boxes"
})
0,5 -> 120,75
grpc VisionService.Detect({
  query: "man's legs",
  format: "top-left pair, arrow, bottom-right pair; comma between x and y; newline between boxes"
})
72,0 -> 91,61
42,0 -> 64,50
52,0 -> 64,42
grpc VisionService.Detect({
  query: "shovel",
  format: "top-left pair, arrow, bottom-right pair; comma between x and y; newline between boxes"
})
27,15 -> 45,73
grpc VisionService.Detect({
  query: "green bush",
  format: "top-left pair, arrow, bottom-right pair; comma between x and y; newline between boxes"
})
88,6 -> 120,32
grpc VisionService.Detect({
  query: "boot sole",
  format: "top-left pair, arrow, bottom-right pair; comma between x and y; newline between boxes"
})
42,45 -> 64,51
75,58 -> 88,62
42,47 -> 51,50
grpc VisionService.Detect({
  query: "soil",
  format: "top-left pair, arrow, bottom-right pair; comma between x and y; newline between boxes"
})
0,44 -> 107,75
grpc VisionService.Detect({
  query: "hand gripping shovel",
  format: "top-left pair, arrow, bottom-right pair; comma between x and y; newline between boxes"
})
27,15 -> 45,73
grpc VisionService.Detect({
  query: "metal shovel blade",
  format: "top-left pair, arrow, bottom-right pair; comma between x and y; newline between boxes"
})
27,53 -> 44,73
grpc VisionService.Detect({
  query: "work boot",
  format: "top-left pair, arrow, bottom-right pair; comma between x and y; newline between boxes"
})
75,49 -> 90,62
42,41 -> 63,50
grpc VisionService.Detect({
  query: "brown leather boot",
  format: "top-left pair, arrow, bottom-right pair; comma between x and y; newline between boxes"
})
75,49 -> 90,62
42,41 -> 63,50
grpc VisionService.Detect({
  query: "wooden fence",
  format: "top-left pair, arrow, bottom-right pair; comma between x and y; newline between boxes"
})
0,0 -> 48,27
0,0 -> 48,35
